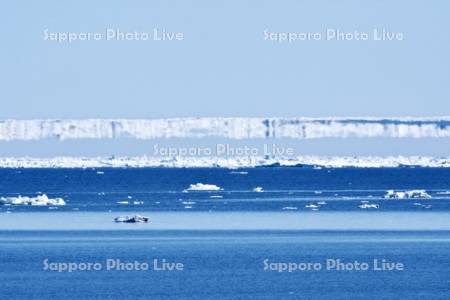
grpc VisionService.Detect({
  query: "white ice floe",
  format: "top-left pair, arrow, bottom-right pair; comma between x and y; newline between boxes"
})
436,191 -> 450,195
181,201 -> 196,205
305,204 -> 320,209
1,117 -> 450,141
282,206 -> 298,210
358,203 -> 380,209
210,195 -> 223,199
413,203 -> 432,209
114,215 -> 149,223
117,200 -> 143,205
0,194 -> 66,206
230,171 -> 248,175
1,155 -> 450,168
253,187 -> 264,192
317,201 -> 327,205
384,190 -> 431,199
185,183 -> 222,191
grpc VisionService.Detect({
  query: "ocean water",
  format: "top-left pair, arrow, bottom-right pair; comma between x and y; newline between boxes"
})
1,167 -> 450,299
1,230 -> 450,299
1,167 -> 450,213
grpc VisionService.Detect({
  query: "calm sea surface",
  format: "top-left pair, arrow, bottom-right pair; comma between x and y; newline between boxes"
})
1,168 -> 449,299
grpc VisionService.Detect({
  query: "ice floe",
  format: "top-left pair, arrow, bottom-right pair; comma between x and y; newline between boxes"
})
384,190 -> 431,199
116,201 -> 129,205
114,215 -> 149,223
436,191 -> 450,195
358,203 -> 380,209
184,183 -> 222,191
0,194 -> 66,206
305,204 -> 320,209
230,171 -> 248,175
282,206 -> 298,210
253,187 -> 264,192
413,203 -> 432,209
116,200 -> 144,205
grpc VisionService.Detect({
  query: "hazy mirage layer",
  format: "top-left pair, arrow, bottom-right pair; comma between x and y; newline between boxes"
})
1,155 -> 450,168
1,118 -> 450,141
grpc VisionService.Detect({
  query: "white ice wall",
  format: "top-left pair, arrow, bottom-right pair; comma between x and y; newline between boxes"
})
1,117 -> 450,141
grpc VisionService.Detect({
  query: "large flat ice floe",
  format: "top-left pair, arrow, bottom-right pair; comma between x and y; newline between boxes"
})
0,155 -> 450,168
384,190 -> 431,199
0,194 -> 66,206
1,117 -> 450,140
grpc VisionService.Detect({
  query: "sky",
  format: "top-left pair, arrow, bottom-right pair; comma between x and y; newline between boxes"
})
1,0 -> 450,119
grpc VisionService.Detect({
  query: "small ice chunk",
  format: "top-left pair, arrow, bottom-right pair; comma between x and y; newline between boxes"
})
181,201 -> 196,205
114,215 -> 149,223
184,183 -> 222,191
305,204 -> 319,209
437,191 -> 450,195
230,171 -> 248,175
282,206 -> 298,210
358,203 -> 379,209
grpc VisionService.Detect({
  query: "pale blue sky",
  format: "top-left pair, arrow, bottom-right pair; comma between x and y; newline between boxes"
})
1,0 -> 449,119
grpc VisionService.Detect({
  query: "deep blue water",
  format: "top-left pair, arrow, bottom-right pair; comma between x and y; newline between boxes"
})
0,167 -> 450,212
1,168 -> 450,299
1,230 -> 449,299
